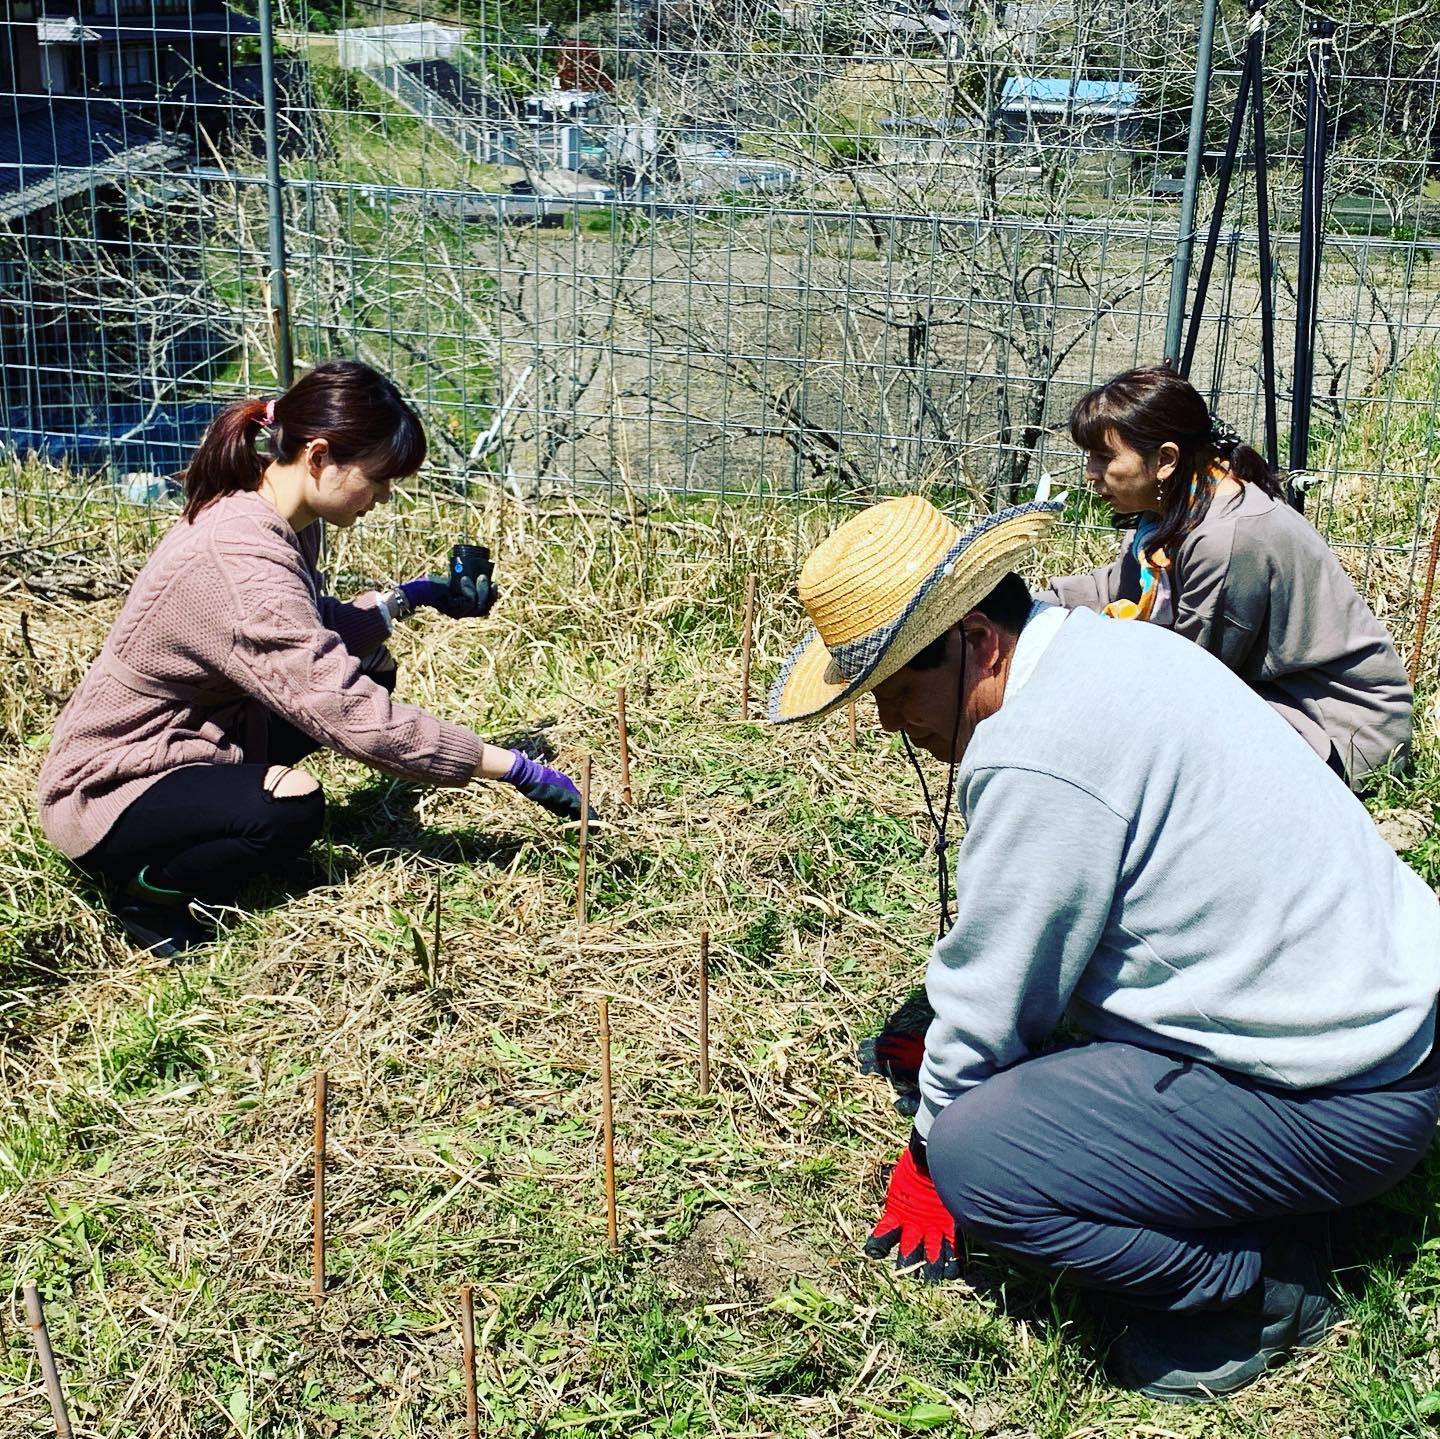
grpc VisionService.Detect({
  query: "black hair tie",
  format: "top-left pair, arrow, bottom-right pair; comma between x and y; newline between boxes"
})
1208,412 -> 1243,456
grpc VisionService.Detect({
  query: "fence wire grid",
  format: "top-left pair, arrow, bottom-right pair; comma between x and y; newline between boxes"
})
3,0 -> 1440,633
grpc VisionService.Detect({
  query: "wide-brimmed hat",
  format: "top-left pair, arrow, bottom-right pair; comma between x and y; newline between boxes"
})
767,495 -> 1063,724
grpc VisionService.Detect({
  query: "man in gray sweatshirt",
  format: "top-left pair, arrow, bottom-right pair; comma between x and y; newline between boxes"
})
768,496 -> 1440,1403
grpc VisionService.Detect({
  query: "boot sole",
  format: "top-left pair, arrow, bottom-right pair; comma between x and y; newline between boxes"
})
117,912 -> 211,960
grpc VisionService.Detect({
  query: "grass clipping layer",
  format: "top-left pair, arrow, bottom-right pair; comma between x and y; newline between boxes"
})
0,491 -> 1437,1439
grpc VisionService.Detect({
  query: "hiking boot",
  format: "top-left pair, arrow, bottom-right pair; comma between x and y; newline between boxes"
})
116,866 -> 215,960
1109,1237 -> 1342,1403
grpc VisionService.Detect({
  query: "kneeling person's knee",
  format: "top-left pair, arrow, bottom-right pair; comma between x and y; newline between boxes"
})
926,1078 -> 1049,1239
260,766 -> 326,849
264,764 -> 320,800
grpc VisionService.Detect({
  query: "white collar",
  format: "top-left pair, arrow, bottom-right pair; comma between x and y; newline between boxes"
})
1003,600 -> 1068,703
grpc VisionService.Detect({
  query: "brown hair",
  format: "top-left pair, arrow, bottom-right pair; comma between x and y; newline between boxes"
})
1068,364 -> 1282,558
182,359 -> 426,522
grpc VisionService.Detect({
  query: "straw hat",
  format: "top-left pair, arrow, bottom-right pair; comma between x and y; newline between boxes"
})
768,496 -> 1064,724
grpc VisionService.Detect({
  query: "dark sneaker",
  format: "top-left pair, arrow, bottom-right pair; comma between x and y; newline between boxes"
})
1109,1239 -> 1342,1403
116,902 -> 214,960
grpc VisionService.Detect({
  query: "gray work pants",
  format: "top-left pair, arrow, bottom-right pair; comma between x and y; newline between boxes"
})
925,1035 -> 1440,1311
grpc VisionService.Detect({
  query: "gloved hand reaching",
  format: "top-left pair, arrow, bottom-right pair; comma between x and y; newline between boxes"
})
501,750 -> 588,821
864,1138 -> 961,1282
401,573 -> 498,620
858,1029 -> 926,1083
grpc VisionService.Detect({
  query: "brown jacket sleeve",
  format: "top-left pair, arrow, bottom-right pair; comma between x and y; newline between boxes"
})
296,521 -> 391,657
211,513 -> 484,786
1038,537 -> 1134,612
1170,520 -> 1266,671
1171,494 -> 1413,782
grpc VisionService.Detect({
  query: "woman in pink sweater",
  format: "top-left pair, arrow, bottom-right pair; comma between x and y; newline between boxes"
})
38,360 -> 583,958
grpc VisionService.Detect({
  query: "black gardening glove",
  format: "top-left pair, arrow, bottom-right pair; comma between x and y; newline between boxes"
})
401,575 -> 500,620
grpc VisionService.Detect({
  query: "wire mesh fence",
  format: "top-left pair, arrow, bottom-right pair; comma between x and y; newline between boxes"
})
3,0 -> 1440,627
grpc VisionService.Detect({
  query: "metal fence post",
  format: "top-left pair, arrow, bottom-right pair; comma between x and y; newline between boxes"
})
1163,0 -> 1220,366
258,0 -> 294,388
1289,18 -> 1336,508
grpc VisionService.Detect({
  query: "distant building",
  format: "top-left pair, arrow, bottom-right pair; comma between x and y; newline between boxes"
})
557,39 -> 612,94
33,0 -> 261,147
997,77 -> 1140,153
875,115 -> 981,167
2,1 -> 261,468
335,21 -> 465,72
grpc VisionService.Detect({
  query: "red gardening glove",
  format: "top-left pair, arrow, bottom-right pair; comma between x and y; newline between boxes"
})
864,1144 -> 961,1282
872,1029 -> 925,1080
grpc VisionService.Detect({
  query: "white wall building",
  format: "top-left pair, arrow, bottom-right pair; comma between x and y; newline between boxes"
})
336,22 -> 465,72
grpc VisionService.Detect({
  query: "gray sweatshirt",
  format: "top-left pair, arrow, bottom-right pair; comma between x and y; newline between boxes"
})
1040,483 -> 1413,785
916,604 -> 1439,1140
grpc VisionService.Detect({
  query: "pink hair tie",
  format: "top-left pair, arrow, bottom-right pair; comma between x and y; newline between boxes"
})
262,399 -> 276,428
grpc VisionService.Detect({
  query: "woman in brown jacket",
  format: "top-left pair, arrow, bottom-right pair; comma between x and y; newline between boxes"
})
38,360 -> 582,957
1042,365 -> 1412,788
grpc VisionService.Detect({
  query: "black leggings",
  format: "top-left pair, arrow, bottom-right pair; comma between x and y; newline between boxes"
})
80,760 -> 326,902
80,648 -> 395,901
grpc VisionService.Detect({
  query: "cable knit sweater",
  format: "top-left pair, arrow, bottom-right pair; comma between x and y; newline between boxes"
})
37,491 -> 485,859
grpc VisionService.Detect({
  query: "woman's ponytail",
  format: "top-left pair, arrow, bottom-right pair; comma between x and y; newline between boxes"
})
1226,441 -> 1283,498
182,397 -> 271,522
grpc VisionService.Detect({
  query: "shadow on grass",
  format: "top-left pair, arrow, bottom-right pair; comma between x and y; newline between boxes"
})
255,776 -> 534,900
1324,1146 -> 1440,1288
260,769 -> 647,904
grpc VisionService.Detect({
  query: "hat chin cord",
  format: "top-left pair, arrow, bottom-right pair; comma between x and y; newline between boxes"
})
899,637 -> 966,941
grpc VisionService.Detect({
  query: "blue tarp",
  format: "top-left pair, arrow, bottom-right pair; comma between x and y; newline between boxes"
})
999,78 -> 1140,115
3,400 -> 221,475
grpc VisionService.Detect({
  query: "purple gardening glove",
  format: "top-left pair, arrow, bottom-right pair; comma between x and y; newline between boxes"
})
502,751 -> 590,821
401,574 -> 498,619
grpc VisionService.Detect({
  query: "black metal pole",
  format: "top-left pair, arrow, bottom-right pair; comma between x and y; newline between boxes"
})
1248,1 -> 1279,473
1180,46 -> 1254,377
257,0 -> 293,388
1164,0 -> 1221,366
1288,19 -> 1335,510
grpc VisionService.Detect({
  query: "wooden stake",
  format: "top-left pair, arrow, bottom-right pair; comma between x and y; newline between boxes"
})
576,756 -> 592,928
460,1284 -> 478,1439
22,1285 -> 72,1439
616,686 -> 633,807
1409,502 -> 1440,687
312,1068 -> 327,1309
432,873 -> 443,982
847,699 -> 858,750
598,998 -> 618,1250
739,574 -> 757,720
698,929 -> 711,1096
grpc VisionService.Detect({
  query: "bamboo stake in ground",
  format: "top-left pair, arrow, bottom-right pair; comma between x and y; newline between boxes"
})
312,1068 -> 327,1308
698,929 -> 711,1096
576,756 -> 593,928
598,998 -> 618,1250
616,686 -> 633,806
22,1285 -> 72,1439
460,1284 -> 478,1439
432,873 -> 443,982
739,574 -> 757,720
847,700 -> 858,750
1409,503 -> 1440,687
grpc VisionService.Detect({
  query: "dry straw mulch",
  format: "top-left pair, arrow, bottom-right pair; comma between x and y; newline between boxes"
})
0,483 -> 1432,1438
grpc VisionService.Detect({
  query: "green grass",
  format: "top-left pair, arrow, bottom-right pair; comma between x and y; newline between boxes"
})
0,478 -> 1437,1436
